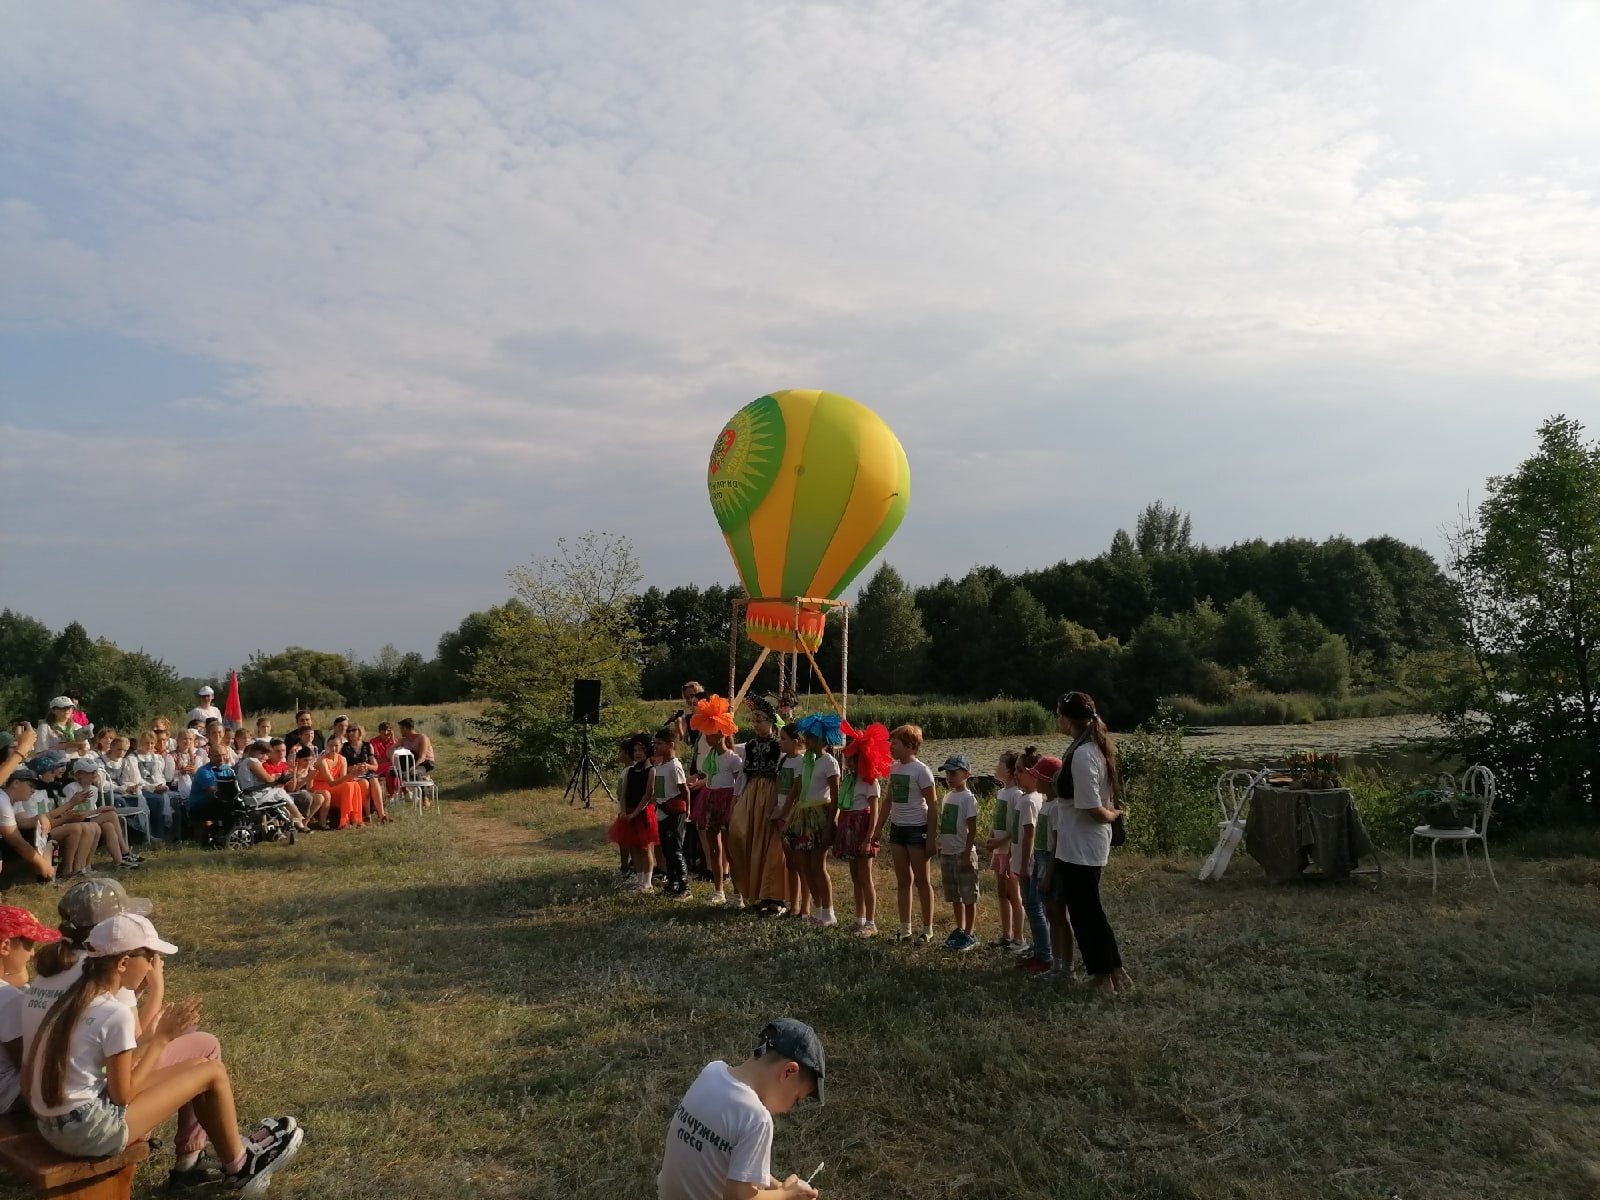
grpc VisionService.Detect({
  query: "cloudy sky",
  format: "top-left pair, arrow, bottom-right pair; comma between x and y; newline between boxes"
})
2,0 -> 1596,676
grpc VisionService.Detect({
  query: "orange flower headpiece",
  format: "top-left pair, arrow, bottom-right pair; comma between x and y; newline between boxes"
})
690,694 -> 738,739
842,722 -> 891,783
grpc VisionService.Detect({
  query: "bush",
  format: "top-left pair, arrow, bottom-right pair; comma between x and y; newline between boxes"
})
1165,690 -> 1415,726
836,696 -> 1052,739
1117,704 -> 1217,856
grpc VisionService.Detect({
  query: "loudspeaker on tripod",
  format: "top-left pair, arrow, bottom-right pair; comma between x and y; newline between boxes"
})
572,678 -> 602,726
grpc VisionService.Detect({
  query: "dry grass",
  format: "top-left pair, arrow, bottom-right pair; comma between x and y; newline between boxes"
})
2,750 -> 1598,1199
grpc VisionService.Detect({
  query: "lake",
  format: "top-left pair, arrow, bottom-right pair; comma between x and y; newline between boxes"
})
920,714 -> 1442,778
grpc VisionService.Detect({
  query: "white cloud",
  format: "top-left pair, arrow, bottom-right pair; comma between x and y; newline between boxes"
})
1,0 -> 1596,668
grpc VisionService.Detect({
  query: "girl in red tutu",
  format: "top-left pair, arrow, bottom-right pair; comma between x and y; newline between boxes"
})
835,722 -> 891,936
688,697 -> 742,906
607,733 -> 658,893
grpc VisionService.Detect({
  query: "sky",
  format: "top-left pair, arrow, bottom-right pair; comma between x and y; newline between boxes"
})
2,0 -> 1597,677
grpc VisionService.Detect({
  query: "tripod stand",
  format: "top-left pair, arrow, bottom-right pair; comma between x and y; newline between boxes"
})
562,723 -> 616,809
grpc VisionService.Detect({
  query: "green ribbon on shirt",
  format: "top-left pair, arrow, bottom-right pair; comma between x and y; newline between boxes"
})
704,749 -> 720,786
800,749 -> 817,807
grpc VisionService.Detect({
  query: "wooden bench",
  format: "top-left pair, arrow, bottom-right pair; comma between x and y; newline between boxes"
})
0,1114 -> 149,1200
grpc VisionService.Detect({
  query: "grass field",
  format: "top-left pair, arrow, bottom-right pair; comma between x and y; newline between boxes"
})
2,731 -> 1597,1200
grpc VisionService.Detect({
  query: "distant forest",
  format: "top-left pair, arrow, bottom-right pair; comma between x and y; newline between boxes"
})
0,504 -> 1462,728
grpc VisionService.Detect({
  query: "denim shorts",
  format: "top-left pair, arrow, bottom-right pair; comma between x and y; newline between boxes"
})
887,822 -> 928,848
37,1094 -> 128,1159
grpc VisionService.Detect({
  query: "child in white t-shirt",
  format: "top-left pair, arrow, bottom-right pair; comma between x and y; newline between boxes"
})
657,1018 -> 825,1200
0,905 -> 62,1114
879,724 -> 937,943
984,751 -> 1025,952
652,732 -> 692,899
1012,753 -> 1055,974
780,718 -> 841,928
935,755 -> 981,951
773,726 -> 810,919
24,913 -> 303,1188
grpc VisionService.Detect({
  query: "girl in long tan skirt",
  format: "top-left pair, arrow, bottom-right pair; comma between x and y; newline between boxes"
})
728,699 -> 789,914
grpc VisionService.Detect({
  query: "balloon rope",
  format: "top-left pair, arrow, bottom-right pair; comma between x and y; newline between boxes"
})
801,646 -> 843,716
731,648 -> 770,712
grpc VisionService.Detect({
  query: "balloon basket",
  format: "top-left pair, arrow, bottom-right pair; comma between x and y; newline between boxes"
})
727,596 -> 851,719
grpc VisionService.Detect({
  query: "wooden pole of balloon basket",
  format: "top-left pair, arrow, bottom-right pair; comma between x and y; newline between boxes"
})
727,596 -> 851,718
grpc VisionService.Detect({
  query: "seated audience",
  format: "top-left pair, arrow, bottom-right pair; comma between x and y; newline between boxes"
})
37,700 -> 82,753
236,743 -> 309,831
170,729 -> 204,799
342,726 -> 388,823
396,718 -> 436,776
311,737 -> 365,830
59,760 -> 141,869
0,770 -> 58,887
186,685 -> 223,726
4,768 -> 99,878
131,732 -> 179,842
290,711 -> 324,752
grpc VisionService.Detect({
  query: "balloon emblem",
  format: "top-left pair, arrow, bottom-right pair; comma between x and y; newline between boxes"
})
708,390 -> 910,652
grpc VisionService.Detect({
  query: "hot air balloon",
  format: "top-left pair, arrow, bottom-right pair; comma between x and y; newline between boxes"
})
708,390 -> 910,659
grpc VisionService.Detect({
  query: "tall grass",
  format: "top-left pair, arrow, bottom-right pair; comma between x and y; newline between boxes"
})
1165,689 -> 1416,726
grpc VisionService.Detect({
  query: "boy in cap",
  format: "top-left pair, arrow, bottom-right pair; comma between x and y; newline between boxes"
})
935,754 -> 981,951
658,1018 -> 824,1200
186,686 -> 223,727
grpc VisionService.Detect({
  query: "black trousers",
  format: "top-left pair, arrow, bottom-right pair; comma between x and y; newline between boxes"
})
658,811 -> 688,889
1060,862 -> 1122,976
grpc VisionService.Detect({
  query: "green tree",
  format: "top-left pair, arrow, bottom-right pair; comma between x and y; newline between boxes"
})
473,532 -> 644,783
1134,500 -> 1193,556
239,648 -> 355,711
1214,593 -> 1282,678
1440,415 -> 1600,820
851,565 -> 929,693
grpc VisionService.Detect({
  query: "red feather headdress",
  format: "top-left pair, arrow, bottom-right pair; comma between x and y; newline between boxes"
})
842,722 -> 891,783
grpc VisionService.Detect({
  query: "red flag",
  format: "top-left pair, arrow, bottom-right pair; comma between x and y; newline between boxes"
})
223,670 -> 243,726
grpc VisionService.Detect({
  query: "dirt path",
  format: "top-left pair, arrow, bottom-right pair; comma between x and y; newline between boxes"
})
447,800 -> 543,859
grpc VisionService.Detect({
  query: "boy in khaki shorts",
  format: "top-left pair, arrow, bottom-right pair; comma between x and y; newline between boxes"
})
935,754 -> 980,951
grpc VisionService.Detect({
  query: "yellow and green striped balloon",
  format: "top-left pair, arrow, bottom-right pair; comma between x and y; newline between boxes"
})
708,390 -> 910,652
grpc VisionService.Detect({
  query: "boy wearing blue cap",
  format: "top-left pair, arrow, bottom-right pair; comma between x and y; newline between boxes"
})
936,755 -> 981,951
658,1018 -> 825,1200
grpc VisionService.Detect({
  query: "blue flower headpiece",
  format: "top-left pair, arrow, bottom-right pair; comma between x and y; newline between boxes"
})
793,712 -> 843,745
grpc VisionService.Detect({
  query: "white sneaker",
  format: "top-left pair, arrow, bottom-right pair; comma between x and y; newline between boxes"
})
707,891 -> 726,906
854,920 -> 878,938
807,911 -> 838,928
731,894 -> 746,909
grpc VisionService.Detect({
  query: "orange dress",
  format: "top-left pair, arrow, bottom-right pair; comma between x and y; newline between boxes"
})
316,754 -> 366,828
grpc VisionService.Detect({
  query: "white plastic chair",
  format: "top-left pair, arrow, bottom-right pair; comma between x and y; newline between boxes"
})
1200,768 -> 1258,881
1408,764 -> 1498,894
390,748 -> 438,811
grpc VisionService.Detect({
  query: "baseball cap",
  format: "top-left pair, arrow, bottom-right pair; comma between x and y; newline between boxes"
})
938,753 -> 972,774
757,1018 -> 827,1104
1025,756 -> 1063,787
86,913 -> 178,958
0,905 -> 63,945
4,766 -> 38,786
26,750 -> 71,775
47,696 -> 74,711
58,877 -> 152,930
71,758 -> 99,775
197,685 -> 215,696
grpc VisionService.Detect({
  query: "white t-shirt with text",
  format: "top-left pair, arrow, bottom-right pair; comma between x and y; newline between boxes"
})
26,992 -> 139,1118
20,964 -> 138,1057
886,760 -> 936,827
657,1061 -> 774,1200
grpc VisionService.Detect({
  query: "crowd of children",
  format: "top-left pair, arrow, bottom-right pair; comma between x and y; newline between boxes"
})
609,686 -> 1135,996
